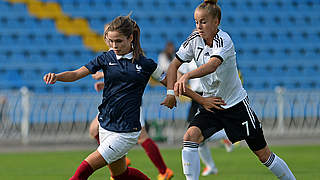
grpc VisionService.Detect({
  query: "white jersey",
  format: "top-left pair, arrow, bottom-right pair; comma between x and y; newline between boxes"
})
178,60 -> 202,93
176,29 -> 247,108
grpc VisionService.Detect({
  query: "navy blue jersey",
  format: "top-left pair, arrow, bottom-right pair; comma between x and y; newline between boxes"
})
85,50 -> 157,132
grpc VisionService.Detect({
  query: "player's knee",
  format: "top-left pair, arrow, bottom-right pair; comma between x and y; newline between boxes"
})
137,135 -> 148,144
89,126 -> 98,138
183,126 -> 203,143
254,146 -> 271,163
137,127 -> 149,144
89,130 -> 97,139
89,117 -> 99,138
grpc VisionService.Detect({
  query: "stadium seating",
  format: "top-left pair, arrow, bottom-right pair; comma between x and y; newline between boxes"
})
0,0 -> 319,93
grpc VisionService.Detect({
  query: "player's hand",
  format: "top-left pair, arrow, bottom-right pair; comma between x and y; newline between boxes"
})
201,96 -> 226,112
92,71 -> 104,80
43,73 -> 57,84
94,81 -> 104,92
174,73 -> 189,96
160,95 -> 176,109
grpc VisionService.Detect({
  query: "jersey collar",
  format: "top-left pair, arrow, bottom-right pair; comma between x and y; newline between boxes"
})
116,51 -> 133,60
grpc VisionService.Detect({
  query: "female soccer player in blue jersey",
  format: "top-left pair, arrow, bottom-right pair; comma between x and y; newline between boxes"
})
90,73 -> 174,180
44,16 -> 153,180
161,0 -> 296,180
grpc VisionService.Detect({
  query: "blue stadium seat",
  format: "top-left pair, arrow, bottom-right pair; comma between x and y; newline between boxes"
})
1,0 -> 319,92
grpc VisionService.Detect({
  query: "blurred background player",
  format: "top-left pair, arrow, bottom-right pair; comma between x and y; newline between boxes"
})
90,71 -> 173,180
158,41 -> 176,73
178,60 -> 233,176
162,0 -> 296,179
43,15 -> 157,180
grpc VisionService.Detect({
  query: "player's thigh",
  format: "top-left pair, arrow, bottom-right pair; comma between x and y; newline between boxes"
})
137,126 -> 149,144
89,114 -> 99,137
85,150 -> 107,171
108,156 -> 127,177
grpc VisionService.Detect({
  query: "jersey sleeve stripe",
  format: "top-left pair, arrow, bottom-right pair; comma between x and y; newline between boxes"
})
210,55 -> 224,62
175,54 -> 185,63
182,31 -> 200,48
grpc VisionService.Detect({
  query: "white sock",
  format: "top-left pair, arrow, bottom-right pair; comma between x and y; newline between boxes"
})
264,152 -> 296,180
198,143 -> 217,170
206,129 -> 228,142
182,141 -> 200,180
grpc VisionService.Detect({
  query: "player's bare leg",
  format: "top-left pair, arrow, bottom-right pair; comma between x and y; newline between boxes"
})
89,115 -> 100,143
69,150 -> 106,180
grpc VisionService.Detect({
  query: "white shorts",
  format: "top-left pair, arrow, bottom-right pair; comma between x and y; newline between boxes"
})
97,125 -> 141,164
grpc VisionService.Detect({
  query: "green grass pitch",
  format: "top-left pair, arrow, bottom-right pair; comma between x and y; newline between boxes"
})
0,145 -> 319,180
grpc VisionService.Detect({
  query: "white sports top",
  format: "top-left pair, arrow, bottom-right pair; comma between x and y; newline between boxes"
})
176,29 -> 247,108
178,60 -> 202,93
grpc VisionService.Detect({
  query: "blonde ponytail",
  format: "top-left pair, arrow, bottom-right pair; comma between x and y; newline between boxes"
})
197,0 -> 221,22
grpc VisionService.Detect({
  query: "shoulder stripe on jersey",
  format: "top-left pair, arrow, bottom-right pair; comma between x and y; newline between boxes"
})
213,34 -> 223,48
182,31 -> 200,48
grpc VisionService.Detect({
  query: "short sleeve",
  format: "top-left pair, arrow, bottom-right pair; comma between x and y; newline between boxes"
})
144,57 -> 157,74
84,55 -> 103,74
176,32 -> 198,63
151,65 -> 166,81
210,33 -> 234,62
178,59 -> 197,74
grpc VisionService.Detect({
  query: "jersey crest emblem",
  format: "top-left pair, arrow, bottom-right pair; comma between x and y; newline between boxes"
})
136,64 -> 142,72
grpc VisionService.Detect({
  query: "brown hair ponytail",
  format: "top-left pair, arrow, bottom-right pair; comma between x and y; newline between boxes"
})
131,20 -> 143,62
103,23 -> 110,46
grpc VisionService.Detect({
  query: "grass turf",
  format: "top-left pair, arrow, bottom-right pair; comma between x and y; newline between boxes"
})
0,145 -> 319,180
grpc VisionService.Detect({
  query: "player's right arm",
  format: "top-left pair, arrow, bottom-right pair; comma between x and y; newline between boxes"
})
43,66 -> 90,84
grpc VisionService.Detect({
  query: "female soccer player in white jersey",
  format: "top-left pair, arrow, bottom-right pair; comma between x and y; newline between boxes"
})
43,16 -> 154,180
161,0 -> 296,179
